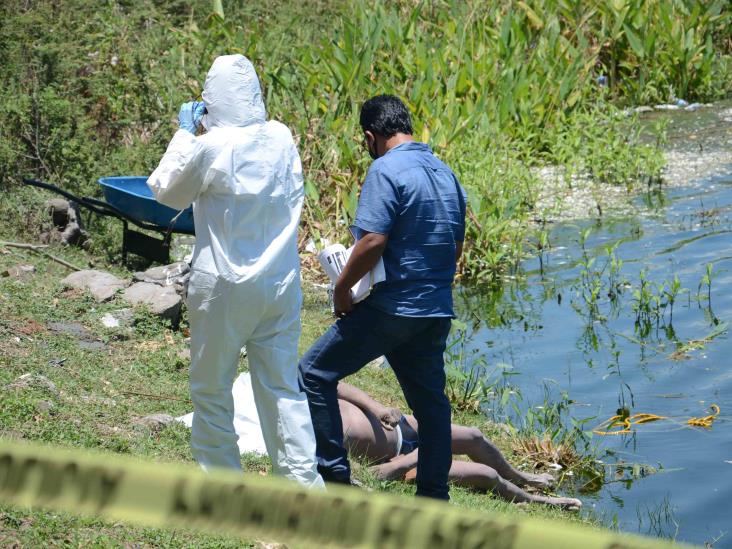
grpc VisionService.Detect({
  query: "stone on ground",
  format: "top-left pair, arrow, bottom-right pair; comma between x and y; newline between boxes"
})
134,413 -> 176,429
133,261 -> 189,287
36,400 -> 55,413
61,269 -> 128,302
1,264 -> 36,280
6,374 -> 58,395
44,198 -> 88,246
46,198 -> 71,227
47,320 -> 106,350
47,321 -> 92,339
123,282 -> 182,321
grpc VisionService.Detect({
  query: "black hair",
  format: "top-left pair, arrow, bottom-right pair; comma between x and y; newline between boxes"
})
359,94 -> 413,138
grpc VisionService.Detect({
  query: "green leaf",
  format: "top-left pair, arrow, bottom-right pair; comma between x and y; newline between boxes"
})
623,24 -> 645,58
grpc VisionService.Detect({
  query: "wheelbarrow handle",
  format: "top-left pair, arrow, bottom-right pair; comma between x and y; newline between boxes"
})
22,178 -> 86,204
22,178 -> 145,226
22,177 -> 193,236
80,196 -> 163,232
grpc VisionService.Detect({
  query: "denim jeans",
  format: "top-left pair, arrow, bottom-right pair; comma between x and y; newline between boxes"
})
298,301 -> 453,500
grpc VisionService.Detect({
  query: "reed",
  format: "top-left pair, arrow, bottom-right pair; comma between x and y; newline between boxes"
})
2,0 -> 730,280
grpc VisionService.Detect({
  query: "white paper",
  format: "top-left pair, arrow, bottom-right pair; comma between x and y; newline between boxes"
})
317,243 -> 385,303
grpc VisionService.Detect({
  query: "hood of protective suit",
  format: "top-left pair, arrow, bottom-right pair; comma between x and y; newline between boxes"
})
201,54 -> 266,129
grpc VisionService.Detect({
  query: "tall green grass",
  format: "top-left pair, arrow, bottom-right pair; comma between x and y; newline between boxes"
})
1,0 -> 730,280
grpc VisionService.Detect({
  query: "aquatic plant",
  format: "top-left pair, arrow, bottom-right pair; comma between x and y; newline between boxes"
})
507,384 -> 600,482
662,274 -> 685,325
443,322 -> 520,414
444,323 -> 492,412
443,320 -> 601,477
636,495 -> 679,540
571,232 -> 629,323
697,262 -> 716,305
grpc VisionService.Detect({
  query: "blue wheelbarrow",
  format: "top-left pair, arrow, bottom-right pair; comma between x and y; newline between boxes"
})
23,177 -> 195,263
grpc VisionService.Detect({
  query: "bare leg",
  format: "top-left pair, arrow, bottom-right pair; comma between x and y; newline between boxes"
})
405,460 -> 580,510
449,424 -> 554,489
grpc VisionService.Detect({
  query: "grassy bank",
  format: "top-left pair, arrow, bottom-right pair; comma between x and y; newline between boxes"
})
0,243 -> 598,547
2,1 -> 731,281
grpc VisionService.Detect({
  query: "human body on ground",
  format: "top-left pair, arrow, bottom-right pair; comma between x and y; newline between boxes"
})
337,381 -> 582,510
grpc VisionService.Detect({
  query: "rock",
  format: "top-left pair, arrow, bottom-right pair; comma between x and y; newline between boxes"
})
100,308 -> 134,329
48,321 -> 92,339
133,261 -> 190,287
134,413 -> 176,429
36,400 -> 55,413
61,269 -> 128,302
654,104 -> 679,111
45,198 -> 88,246
634,106 -> 653,114
60,222 -> 86,247
48,321 -> 106,350
123,282 -> 182,321
78,340 -> 106,351
46,198 -> 71,227
7,374 -> 58,395
1,264 -> 36,280
177,348 -> 191,361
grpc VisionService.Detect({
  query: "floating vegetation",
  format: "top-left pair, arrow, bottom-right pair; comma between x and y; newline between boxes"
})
580,459 -> 665,493
668,322 -> 728,360
511,434 -> 584,471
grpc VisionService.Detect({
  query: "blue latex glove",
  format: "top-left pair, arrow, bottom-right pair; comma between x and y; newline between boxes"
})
178,101 -> 205,134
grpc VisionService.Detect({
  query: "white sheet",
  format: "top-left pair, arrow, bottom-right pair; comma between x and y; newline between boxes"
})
177,372 -> 267,455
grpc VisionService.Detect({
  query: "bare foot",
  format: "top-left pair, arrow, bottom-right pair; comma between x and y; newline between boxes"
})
544,496 -> 582,511
520,471 -> 555,490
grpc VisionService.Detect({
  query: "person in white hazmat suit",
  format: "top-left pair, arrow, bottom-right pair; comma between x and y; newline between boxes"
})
147,54 -> 324,488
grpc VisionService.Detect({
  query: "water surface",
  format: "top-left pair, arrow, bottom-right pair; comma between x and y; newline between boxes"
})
457,101 -> 732,546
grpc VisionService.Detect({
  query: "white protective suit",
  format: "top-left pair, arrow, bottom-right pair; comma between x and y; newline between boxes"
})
147,54 -> 323,488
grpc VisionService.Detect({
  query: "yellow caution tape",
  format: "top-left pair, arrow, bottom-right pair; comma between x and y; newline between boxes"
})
593,405 -> 721,435
0,438 -> 695,548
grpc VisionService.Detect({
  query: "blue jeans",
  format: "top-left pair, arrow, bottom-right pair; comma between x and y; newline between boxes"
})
298,301 -> 453,500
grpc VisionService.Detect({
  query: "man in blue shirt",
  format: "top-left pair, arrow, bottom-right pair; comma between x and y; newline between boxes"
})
299,95 -> 466,500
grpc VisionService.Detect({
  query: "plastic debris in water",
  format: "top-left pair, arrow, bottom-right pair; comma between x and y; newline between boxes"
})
592,404 -> 722,435
687,404 -> 720,428
593,412 -> 667,436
